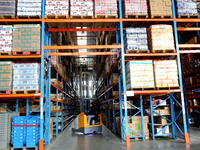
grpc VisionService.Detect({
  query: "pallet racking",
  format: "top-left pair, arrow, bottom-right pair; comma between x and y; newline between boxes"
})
0,0 -> 198,149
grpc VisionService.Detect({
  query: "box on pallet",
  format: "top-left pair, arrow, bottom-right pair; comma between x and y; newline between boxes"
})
70,0 -> 93,16
154,60 -> 179,88
45,0 -> 69,16
0,0 -> 16,16
156,126 -> 170,135
13,24 -> 41,53
148,25 -> 175,52
0,25 -> 13,53
176,0 -> 198,16
126,61 -> 155,89
148,0 -> 172,17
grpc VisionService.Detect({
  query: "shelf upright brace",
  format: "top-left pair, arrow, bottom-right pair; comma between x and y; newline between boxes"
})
140,95 -> 145,141
16,98 -> 19,113
150,94 -> 155,140
26,98 -> 29,117
107,78 -> 111,129
61,78 -> 64,132
171,0 -> 190,144
170,93 -> 177,139
56,73 -> 59,137
119,0 -> 130,147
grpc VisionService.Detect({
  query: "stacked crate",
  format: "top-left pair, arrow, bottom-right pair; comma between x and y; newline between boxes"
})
95,0 -> 118,18
123,0 -> 148,18
70,0 -> 93,17
0,25 -> 13,54
12,63 -> 40,93
0,61 -> 12,94
13,24 -> 40,55
148,25 -> 175,52
17,0 -> 42,17
154,60 -> 179,88
148,0 -> 173,18
126,61 -> 155,89
0,0 -> 16,17
124,27 -> 148,52
176,0 -> 198,17
45,0 -> 69,18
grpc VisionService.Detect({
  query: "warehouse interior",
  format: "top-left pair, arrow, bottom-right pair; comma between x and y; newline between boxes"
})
1,0 -> 200,150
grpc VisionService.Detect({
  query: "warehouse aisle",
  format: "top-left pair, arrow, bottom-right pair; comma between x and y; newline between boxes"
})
46,120 -> 200,150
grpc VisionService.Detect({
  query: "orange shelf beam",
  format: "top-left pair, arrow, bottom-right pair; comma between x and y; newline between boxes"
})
48,52 -> 117,56
0,19 -> 42,22
180,50 -> 200,54
124,53 -> 177,57
122,18 -> 174,22
44,18 -> 120,23
51,110 -> 63,113
49,28 -> 126,32
44,45 -> 121,50
51,98 -> 63,103
0,55 -> 42,59
176,18 -> 200,23
0,93 -> 41,98
179,44 -> 200,48
177,27 -> 200,31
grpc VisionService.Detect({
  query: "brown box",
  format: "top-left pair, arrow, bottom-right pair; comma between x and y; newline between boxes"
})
50,117 -> 53,141
157,118 -> 167,124
112,91 -> 119,97
110,74 -> 118,85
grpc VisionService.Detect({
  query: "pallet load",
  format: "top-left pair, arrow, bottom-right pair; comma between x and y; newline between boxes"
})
176,0 -> 198,18
95,0 -> 118,18
148,0 -> 172,18
0,61 -> 12,94
126,61 -> 155,89
0,25 -> 13,55
124,27 -> 149,53
17,0 -> 42,17
123,0 -> 148,18
154,60 -> 179,88
45,0 -> 69,18
147,24 -> 175,53
70,0 -> 93,18
0,0 -> 16,18
12,63 -> 40,94
182,54 -> 200,73
13,24 -> 41,55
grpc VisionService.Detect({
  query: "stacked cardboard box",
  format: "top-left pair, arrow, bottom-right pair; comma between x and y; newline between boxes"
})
123,0 -> 148,17
0,103 -> 13,112
154,60 -> 179,88
176,0 -> 198,16
17,0 -> 42,17
156,126 -> 170,135
0,25 -> 13,53
12,63 -> 40,92
70,0 -> 93,17
148,25 -> 175,52
0,61 -> 12,92
105,56 -> 111,74
95,0 -> 117,17
148,0 -> 172,18
110,73 -> 118,85
50,118 -> 53,141
153,107 -> 170,116
13,24 -> 41,54
45,0 -> 69,16
124,27 -> 148,51
0,0 -> 16,16
126,61 -> 155,89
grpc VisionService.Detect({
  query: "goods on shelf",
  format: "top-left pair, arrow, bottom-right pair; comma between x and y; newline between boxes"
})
152,99 -> 167,106
182,54 -> 200,73
0,61 -> 12,93
0,103 -> 13,112
126,61 -> 155,89
51,93 -> 64,101
0,25 -> 13,54
110,73 -> 118,85
70,0 -> 93,17
0,112 -> 19,149
148,24 -> 175,52
95,0 -> 117,17
155,126 -> 170,135
176,0 -> 198,17
124,27 -> 148,51
123,0 -> 148,17
186,88 -> 200,96
17,0 -> 42,17
153,107 -> 170,116
154,60 -> 179,88
12,116 -> 40,148
0,0 -> 16,16
45,0 -> 69,16
51,78 -> 63,90
148,0 -> 172,18
50,118 -> 53,141
105,56 -> 111,74
12,63 -> 40,93
13,24 -> 41,54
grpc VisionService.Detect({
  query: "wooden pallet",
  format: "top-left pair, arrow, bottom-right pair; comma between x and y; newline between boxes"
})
156,86 -> 180,90
45,15 -> 69,19
0,90 -> 11,94
0,15 -> 15,19
13,90 -> 40,94
95,15 -> 118,19
152,49 -> 176,53
125,15 -> 148,19
0,51 -> 12,55
126,49 -> 150,53
178,15 -> 199,18
13,51 -> 41,55
130,135 -> 149,140
11,146 -> 38,150
151,15 -> 172,18
128,87 -> 155,91
16,15 -> 41,19
71,15 -> 93,19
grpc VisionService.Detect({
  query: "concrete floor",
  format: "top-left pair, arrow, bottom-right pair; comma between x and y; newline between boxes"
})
46,120 -> 200,150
